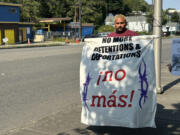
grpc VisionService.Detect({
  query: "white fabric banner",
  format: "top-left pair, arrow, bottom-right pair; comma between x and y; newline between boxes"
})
171,38 -> 180,76
80,36 -> 157,128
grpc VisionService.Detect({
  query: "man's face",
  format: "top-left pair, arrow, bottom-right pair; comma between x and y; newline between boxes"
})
114,17 -> 126,33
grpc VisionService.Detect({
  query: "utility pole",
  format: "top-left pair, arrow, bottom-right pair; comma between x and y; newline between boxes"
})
22,0 -> 24,21
74,6 -> 77,22
153,0 -> 163,93
79,0 -> 82,40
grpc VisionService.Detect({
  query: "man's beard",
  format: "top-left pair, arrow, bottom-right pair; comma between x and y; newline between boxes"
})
116,27 -> 126,34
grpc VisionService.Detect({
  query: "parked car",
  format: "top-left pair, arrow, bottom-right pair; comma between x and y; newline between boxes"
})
97,32 -> 111,37
82,34 -> 98,42
163,31 -> 170,37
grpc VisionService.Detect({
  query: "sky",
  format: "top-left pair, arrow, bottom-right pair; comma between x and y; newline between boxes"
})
145,0 -> 180,10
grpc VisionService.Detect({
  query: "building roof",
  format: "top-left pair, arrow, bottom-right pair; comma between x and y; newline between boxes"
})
168,9 -> 180,14
0,21 -> 34,25
67,23 -> 94,27
82,23 -> 94,27
166,22 -> 179,27
39,17 -> 72,23
66,23 -> 94,28
0,21 -> 19,24
126,16 -> 147,22
0,2 -> 22,7
19,22 -> 35,25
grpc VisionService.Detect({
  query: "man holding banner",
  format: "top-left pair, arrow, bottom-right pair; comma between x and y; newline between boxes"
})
80,14 -> 157,128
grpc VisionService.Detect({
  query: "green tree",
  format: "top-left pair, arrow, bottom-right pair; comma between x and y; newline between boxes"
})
162,11 -> 168,25
108,0 -> 124,15
146,10 -> 168,26
0,0 -> 19,3
82,0 -> 106,24
146,11 -> 153,24
65,0 -> 78,19
1,0 -> 153,26
39,0 -> 68,18
97,25 -> 114,32
21,0 -> 40,22
123,0 -> 150,14
0,0 -> 13,2
123,4 -> 132,15
171,12 -> 180,22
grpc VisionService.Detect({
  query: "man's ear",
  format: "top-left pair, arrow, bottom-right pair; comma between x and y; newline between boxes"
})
125,21 -> 128,26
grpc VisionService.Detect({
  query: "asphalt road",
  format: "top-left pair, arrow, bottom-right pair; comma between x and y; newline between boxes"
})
0,38 -> 175,134
0,45 -> 83,134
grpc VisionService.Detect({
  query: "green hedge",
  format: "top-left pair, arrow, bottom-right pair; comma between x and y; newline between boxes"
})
95,25 -> 115,34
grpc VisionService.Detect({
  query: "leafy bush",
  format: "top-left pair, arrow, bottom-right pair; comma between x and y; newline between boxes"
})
54,37 -> 66,42
54,37 -> 76,43
137,31 -> 152,35
96,25 -> 115,34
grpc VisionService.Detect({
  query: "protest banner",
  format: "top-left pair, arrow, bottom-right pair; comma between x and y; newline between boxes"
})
171,38 -> 180,76
80,36 -> 157,128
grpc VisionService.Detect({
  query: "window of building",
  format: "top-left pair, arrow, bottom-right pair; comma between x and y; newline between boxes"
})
8,8 -> 17,14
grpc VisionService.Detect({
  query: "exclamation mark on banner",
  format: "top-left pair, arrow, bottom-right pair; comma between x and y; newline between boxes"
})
128,90 -> 135,107
97,72 -> 103,86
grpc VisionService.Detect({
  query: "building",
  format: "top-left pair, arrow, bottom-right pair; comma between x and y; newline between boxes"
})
105,13 -> 114,26
126,16 -> 152,32
167,9 -> 180,14
37,18 -> 94,40
162,22 -> 180,34
0,2 -> 34,45
67,22 -> 94,38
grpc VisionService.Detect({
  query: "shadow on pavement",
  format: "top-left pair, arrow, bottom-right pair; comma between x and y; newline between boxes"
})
163,78 -> 180,93
57,103 -> 180,135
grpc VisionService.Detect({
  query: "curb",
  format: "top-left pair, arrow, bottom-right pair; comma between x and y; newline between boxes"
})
0,42 -> 83,49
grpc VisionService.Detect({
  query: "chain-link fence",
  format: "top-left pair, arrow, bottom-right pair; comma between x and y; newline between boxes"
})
43,31 -> 79,41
